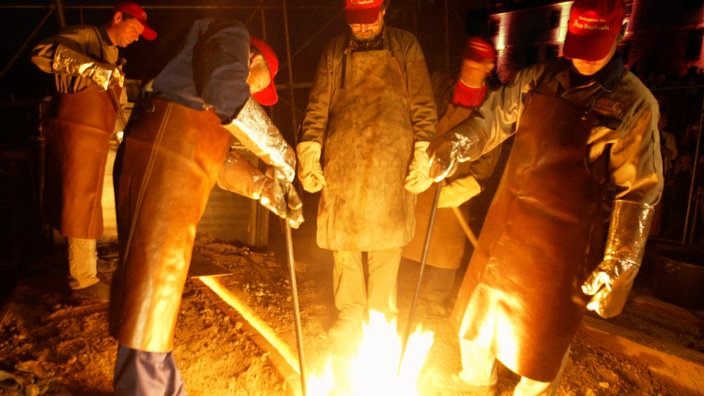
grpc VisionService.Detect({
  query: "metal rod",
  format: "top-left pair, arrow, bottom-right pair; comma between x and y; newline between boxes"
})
452,206 -> 478,247
398,182 -> 442,374
682,92 -> 704,244
283,216 -> 307,396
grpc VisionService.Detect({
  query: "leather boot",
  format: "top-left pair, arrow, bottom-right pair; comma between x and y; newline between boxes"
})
419,266 -> 456,317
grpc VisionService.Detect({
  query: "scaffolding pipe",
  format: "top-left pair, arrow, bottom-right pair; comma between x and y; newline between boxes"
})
54,0 -> 66,28
282,0 -> 298,131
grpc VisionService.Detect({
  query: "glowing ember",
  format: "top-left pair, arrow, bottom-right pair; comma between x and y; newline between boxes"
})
308,310 -> 434,396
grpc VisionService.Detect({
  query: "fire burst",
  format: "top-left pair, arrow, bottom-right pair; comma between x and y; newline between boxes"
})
307,311 -> 435,396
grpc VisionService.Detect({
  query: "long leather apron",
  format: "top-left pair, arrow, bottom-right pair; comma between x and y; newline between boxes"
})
452,90 -> 605,381
319,48 -> 415,251
403,104 -> 473,269
42,87 -> 117,238
109,97 -> 231,351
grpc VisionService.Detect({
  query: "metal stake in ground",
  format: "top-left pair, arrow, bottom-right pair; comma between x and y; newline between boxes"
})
283,216 -> 307,395
398,182 -> 442,374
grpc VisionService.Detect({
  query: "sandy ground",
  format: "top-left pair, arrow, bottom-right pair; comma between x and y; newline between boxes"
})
1,226 -> 704,395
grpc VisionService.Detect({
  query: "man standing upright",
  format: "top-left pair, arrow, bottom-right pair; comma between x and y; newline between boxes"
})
429,0 -> 663,394
31,2 -> 156,302
402,36 -> 502,317
297,0 -> 437,355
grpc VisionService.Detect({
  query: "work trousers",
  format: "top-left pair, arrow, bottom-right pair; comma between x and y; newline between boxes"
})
67,236 -> 98,290
332,248 -> 402,322
114,344 -> 186,396
459,338 -> 569,396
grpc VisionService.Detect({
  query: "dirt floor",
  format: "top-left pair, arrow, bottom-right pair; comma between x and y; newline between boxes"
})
1,226 -> 704,395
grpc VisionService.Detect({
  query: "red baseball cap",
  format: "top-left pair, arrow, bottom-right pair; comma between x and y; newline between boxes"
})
462,37 -> 496,63
345,0 -> 384,25
563,0 -> 625,61
114,1 -> 157,41
250,37 -> 279,106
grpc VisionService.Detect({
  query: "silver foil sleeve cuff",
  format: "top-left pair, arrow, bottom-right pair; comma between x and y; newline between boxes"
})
227,98 -> 296,183
52,44 -> 118,91
603,200 -> 654,267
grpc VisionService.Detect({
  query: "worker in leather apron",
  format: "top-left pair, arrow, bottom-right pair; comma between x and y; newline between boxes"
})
109,18 -> 297,395
297,0 -> 437,356
402,36 -> 502,318
428,0 -> 663,394
31,1 -> 156,303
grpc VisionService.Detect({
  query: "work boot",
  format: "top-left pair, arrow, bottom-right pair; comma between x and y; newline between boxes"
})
430,372 -> 497,396
419,267 -> 456,317
72,281 -> 111,303
97,257 -> 118,273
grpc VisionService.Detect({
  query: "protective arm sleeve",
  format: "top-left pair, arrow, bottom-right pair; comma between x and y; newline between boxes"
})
222,98 -> 296,183
404,141 -> 433,194
51,44 -> 123,90
296,141 -> 326,193
582,200 -> 654,318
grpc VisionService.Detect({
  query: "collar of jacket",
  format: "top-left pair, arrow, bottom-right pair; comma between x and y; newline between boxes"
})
346,27 -> 388,53
553,54 -> 625,92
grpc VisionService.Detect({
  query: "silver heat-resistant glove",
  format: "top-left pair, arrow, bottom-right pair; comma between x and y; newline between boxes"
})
223,98 -> 296,183
217,151 -> 304,229
282,182 -> 304,229
428,126 -> 485,182
582,200 -> 654,318
52,44 -> 124,91
217,150 -> 286,216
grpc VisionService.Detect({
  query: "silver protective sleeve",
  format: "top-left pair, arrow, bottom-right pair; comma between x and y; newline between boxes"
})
227,98 -> 296,183
52,44 -> 113,91
603,200 -> 654,266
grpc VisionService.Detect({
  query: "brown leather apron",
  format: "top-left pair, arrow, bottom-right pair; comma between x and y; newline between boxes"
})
319,48 -> 415,250
452,90 -> 605,381
42,86 -> 117,238
110,97 -> 232,351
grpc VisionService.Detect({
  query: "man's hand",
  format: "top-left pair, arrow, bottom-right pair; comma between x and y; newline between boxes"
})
405,141 -> 433,193
427,134 -> 458,182
582,200 -> 654,319
296,141 -> 326,193
582,259 -> 639,318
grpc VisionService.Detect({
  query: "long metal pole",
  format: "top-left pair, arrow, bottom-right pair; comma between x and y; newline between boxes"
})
398,182 -> 442,374
452,206 -> 478,247
283,216 -> 306,396
683,91 -> 704,244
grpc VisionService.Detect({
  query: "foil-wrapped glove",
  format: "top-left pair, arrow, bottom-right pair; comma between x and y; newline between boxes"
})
296,141 -> 326,193
582,200 -> 654,318
404,141 -> 434,194
437,175 -> 481,208
223,98 -> 296,183
428,127 -> 485,182
282,182 -> 304,229
52,44 -> 124,90
217,150 -> 287,215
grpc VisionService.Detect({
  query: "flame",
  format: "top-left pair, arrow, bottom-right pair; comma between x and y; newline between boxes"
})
199,277 -> 435,395
307,310 -> 434,396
